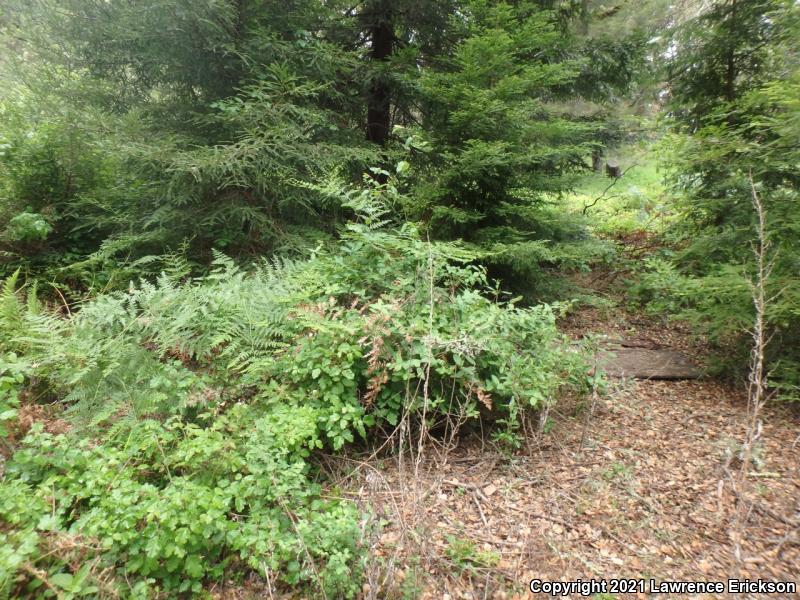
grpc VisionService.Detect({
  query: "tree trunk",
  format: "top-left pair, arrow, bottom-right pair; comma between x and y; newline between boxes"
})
592,147 -> 604,172
579,0 -> 590,36
724,0 -> 738,102
366,18 -> 393,146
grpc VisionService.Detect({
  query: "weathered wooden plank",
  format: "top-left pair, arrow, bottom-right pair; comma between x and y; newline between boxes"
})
597,347 -> 703,380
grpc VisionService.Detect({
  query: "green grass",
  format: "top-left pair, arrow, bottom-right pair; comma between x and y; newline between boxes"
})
562,143 -> 673,238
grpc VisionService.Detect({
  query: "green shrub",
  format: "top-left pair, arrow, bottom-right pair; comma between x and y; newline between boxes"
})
629,254 -> 799,399
0,117 -> 121,289
0,180 -> 590,596
1,409 -> 361,598
652,0 -> 800,400
0,353 -> 28,440
3,213 -> 52,243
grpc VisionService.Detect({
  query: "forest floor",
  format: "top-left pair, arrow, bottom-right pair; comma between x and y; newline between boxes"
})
322,271 -> 800,600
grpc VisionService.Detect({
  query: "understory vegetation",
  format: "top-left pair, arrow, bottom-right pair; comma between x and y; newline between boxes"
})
630,0 -> 800,397
0,0 -> 798,597
0,184 -> 590,596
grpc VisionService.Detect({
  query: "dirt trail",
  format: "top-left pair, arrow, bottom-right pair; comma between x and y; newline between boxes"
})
336,301 -> 800,599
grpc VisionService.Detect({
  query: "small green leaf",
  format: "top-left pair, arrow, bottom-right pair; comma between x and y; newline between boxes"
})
49,573 -> 73,588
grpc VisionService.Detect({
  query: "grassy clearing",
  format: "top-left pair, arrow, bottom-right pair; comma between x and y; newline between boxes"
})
562,143 -> 672,240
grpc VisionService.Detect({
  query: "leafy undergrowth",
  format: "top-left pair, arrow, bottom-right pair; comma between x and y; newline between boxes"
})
333,296 -> 800,599
0,190 -> 590,598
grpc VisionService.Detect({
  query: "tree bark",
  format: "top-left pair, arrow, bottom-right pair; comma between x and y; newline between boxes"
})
366,17 -> 393,146
724,0 -> 738,102
592,147 -> 604,172
579,0 -> 590,36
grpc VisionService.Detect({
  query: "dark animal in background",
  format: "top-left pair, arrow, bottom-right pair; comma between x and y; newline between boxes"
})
605,160 -> 621,178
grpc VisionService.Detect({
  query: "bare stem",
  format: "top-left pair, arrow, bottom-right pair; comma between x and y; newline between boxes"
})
730,172 -> 772,566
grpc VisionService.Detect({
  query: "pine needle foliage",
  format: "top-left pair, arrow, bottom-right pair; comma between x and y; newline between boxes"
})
408,1 -> 600,286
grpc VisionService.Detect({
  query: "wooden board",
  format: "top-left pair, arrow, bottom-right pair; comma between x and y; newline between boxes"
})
597,347 -> 703,380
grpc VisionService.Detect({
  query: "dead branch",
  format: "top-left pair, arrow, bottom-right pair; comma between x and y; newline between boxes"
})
730,173 -> 775,567
582,163 -> 638,215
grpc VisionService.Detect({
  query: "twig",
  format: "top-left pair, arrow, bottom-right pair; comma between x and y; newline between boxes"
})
580,358 -> 600,450
260,561 -> 276,600
445,480 -> 578,530
49,283 -> 72,317
414,234 -> 436,482
730,172 -> 775,568
21,564 -> 63,599
772,534 -> 800,560
751,500 -> 799,527
472,492 -> 489,528
582,164 -> 637,215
